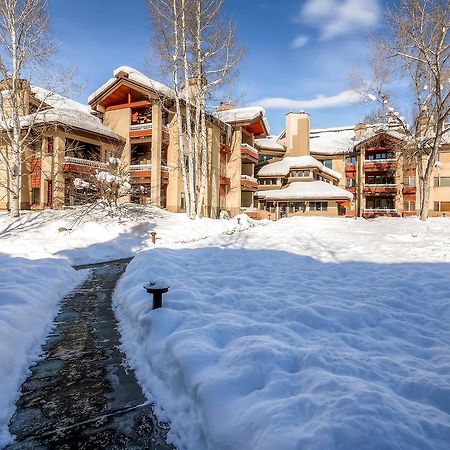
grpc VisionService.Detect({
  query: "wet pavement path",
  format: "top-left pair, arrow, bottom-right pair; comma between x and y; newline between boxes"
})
7,259 -> 175,450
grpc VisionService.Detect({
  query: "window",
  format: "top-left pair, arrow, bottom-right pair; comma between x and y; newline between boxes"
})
366,175 -> 395,185
404,201 -> 415,212
366,198 -> 395,210
288,202 -> 306,213
309,201 -> 328,211
323,159 -> 333,169
434,201 -> 450,212
346,156 -> 357,165
435,177 -> 450,187
291,170 -> 310,178
404,177 -> 416,187
31,188 -> 40,205
346,178 -> 356,187
47,137 -> 54,154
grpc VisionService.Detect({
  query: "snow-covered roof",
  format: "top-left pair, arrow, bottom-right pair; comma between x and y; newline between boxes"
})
258,181 -> 353,201
258,155 -> 342,179
31,86 -> 92,114
355,127 -> 406,146
88,66 -> 175,104
214,106 -> 270,135
0,86 -> 119,140
255,136 -> 285,152
12,108 -> 120,140
309,126 -> 357,155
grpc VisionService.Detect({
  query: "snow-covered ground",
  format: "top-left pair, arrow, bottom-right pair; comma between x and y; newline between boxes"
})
0,205 -> 253,448
114,217 -> 450,450
0,205 -> 252,265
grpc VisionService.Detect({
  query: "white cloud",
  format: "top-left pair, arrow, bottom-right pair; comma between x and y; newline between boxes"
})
291,35 -> 310,49
301,0 -> 380,40
251,90 -> 363,110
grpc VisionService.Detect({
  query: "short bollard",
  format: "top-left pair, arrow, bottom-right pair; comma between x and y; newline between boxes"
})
151,231 -> 157,244
237,217 -> 241,225
144,282 -> 169,310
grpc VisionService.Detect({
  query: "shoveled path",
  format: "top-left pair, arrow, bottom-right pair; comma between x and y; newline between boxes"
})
7,258 -> 175,450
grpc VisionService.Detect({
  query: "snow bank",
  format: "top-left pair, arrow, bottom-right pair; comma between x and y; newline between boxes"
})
0,206 -> 259,265
0,255 -> 86,448
114,217 -> 450,450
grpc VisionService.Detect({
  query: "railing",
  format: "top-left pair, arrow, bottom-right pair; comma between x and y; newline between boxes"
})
364,183 -> 397,187
241,143 -> 258,158
364,159 -> 396,163
364,208 -> 397,213
130,123 -> 152,132
64,157 -> 107,169
129,164 -> 152,171
241,174 -> 258,183
161,165 -> 169,172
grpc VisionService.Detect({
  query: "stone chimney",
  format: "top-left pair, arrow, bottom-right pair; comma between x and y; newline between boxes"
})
216,101 -> 236,112
354,123 -> 367,140
284,111 -> 310,157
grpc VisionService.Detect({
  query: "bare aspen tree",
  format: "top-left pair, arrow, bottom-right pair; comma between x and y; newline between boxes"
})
0,0 -> 59,218
149,0 -> 243,218
364,0 -> 449,220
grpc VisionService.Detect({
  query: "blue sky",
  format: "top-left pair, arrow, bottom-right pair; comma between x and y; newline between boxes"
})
49,0 -> 387,134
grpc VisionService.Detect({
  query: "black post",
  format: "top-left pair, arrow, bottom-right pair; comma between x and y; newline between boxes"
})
144,284 -> 169,310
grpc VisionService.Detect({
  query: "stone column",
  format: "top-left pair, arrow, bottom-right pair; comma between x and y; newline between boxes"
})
53,134 -> 65,209
151,102 -> 162,206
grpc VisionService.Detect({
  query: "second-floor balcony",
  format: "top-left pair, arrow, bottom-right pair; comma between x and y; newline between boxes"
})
240,174 -> 258,191
241,143 -> 258,162
129,163 -> 169,178
130,123 -> 152,139
364,184 -> 397,194
63,156 -> 107,173
364,159 -> 397,171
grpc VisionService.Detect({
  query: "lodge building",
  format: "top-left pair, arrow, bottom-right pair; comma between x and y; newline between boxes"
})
1,66 -> 449,219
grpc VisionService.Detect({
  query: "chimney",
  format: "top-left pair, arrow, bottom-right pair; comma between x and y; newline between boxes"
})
216,101 -> 236,112
285,111 -> 310,157
354,123 -> 367,140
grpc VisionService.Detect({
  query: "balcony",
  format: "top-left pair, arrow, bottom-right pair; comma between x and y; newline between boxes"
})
63,157 -> 107,173
130,123 -> 152,139
363,208 -> 399,217
364,184 -> 397,194
129,163 -> 152,178
241,143 -> 258,162
240,174 -> 258,191
363,159 -> 397,171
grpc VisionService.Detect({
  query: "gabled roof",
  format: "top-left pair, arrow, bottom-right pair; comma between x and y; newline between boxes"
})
257,181 -> 353,201
258,155 -> 342,179
88,66 -> 174,105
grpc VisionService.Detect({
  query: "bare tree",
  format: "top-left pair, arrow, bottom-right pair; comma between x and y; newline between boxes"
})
0,0 -> 60,218
149,0 -> 243,218
362,0 -> 449,220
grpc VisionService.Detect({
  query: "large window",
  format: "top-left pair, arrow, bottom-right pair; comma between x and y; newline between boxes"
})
290,170 -> 310,178
404,176 -> 416,187
288,202 -> 306,213
434,201 -> 450,212
404,201 -> 415,212
346,156 -> 357,165
366,152 -> 394,160
31,188 -> 40,205
366,198 -> 395,209
346,178 -> 356,187
260,178 -> 277,185
434,177 -> 450,187
322,159 -> 333,169
309,201 -> 328,211
366,175 -> 396,185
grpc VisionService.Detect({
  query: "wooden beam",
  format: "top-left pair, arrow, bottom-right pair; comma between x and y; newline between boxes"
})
106,100 -> 151,112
